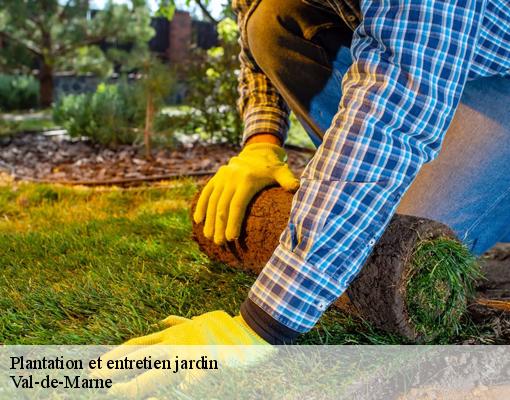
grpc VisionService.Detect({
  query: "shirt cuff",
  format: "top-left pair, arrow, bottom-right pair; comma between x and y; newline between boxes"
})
247,244 -> 350,333
240,298 -> 300,344
242,106 -> 289,146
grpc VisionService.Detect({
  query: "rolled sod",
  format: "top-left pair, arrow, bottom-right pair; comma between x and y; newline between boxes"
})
191,187 -> 480,342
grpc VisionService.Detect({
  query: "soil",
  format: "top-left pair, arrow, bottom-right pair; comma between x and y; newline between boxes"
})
192,186 -> 294,275
398,385 -> 510,400
477,243 -> 510,300
346,346 -> 510,400
192,186 -> 468,341
343,214 -> 457,341
0,132 -> 311,185
467,245 -> 510,343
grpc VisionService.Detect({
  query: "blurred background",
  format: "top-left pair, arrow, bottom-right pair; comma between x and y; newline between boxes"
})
0,0 -> 313,184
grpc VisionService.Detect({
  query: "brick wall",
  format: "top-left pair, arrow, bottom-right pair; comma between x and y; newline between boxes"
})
167,11 -> 192,65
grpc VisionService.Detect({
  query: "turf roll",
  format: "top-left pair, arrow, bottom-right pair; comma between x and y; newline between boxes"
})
191,187 -> 480,342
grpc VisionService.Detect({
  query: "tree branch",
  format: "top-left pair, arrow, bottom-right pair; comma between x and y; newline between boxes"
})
0,31 -> 42,56
57,0 -> 74,21
194,0 -> 219,25
54,34 -> 106,56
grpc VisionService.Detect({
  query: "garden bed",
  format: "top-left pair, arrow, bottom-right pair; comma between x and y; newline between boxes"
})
0,132 -> 311,185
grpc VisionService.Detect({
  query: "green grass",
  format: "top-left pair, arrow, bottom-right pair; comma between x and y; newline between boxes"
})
406,238 -> 482,342
0,180 -> 493,345
0,110 -> 56,136
286,113 -> 316,149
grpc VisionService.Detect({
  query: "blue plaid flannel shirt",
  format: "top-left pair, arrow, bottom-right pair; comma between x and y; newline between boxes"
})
234,0 -> 510,333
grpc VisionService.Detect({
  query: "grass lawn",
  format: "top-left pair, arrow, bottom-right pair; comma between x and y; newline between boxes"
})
0,178 -> 495,345
0,109 -> 56,136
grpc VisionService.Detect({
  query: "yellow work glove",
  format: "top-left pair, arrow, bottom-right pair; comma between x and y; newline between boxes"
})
110,310 -> 266,346
193,142 -> 299,245
92,311 -> 272,398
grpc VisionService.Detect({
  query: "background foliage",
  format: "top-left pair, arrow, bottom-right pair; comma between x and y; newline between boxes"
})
53,81 -> 145,145
0,74 -> 39,111
53,63 -> 176,147
158,17 -> 242,145
0,0 -> 155,106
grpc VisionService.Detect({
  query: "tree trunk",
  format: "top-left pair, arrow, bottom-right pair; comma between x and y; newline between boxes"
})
39,61 -> 54,108
144,92 -> 154,160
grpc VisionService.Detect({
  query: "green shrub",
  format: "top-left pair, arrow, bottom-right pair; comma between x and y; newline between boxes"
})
0,120 -> 19,136
0,74 -> 40,111
53,81 -> 145,145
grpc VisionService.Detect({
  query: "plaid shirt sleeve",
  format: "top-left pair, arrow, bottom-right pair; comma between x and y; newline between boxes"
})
246,0 -> 487,333
233,0 -> 291,145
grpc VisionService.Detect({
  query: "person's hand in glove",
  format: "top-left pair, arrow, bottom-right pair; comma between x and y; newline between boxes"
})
91,311 -> 272,398
193,141 -> 299,245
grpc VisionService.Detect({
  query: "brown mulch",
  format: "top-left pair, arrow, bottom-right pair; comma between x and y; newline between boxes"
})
0,132 -> 312,185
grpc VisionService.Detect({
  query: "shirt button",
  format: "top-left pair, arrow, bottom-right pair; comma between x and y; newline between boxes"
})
316,301 -> 327,311
347,15 -> 356,22
368,239 -> 376,246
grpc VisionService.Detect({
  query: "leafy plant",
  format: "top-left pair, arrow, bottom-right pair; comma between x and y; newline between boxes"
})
0,74 -> 39,111
53,81 -> 145,145
53,63 -> 176,151
157,0 -> 220,24
175,17 -> 242,145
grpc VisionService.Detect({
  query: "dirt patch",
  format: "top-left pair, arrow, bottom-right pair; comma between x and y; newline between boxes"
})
477,245 -> 510,299
348,347 -> 510,400
192,186 -> 480,341
192,186 -> 294,274
466,247 -> 510,342
399,385 -> 510,400
0,132 -> 311,184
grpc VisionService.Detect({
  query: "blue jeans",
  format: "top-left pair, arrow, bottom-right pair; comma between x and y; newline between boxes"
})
247,0 -> 510,255
304,47 -> 510,255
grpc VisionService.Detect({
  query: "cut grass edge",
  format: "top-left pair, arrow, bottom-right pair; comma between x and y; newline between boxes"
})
406,237 -> 483,342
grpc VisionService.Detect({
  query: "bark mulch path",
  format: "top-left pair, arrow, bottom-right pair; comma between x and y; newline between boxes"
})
0,132 -> 312,185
